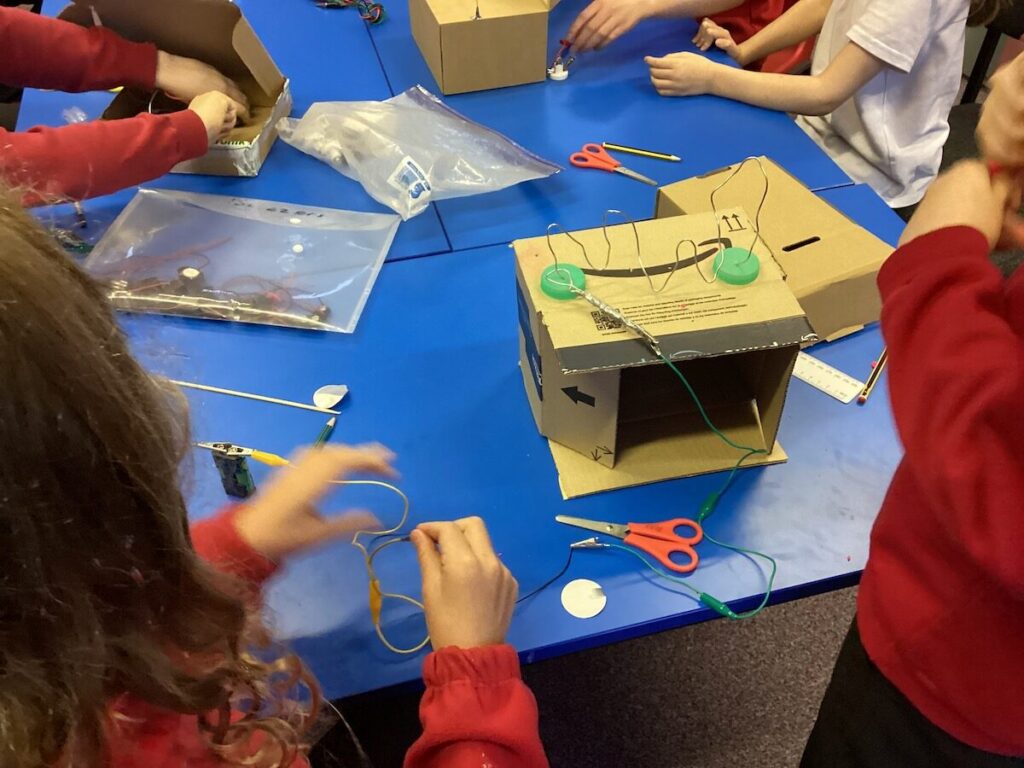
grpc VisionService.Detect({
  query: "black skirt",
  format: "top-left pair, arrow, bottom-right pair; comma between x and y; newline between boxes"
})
801,618 -> 1023,768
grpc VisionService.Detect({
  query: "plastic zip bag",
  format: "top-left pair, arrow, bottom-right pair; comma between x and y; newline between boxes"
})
84,189 -> 400,333
277,85 -> 560,220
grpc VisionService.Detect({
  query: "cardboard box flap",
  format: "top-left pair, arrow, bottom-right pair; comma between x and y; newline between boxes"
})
432,0 -> 547,23
59,0 -> 285,101
655,157 -> 891,301
512,209 -> 813,375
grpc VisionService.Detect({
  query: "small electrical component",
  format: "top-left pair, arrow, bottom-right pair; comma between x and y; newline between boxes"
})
548,39 -> 574,81
197,442 -> 257,498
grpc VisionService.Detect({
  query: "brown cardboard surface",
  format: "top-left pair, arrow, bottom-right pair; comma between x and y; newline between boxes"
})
59,0 -> 288,176
410,0 -> 549,94
549,434 -> 788,499
514,210 -> 810,497
514,209 -> 811,371
655,158 -> 892,341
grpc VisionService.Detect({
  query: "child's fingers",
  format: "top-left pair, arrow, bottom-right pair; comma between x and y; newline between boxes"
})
417,521 -> 474,564
326,510 -> 382,539
411,529 -> 442,587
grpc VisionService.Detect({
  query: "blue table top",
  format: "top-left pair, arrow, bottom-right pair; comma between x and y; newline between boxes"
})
818,183 -> 906,247
19,0 -> 451,261
369,0 -> 854,251
127,230 -> 903,699
13,0 -> 910,702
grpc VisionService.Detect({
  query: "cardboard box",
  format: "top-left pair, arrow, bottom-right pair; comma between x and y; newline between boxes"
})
655,158 -> 893,342
513,210 -> 814,499
59,0 -> 291,177
409,0 -> 555,94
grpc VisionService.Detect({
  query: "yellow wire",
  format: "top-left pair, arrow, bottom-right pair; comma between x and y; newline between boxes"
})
328,478 -> 430,655
260,459 -> 429,655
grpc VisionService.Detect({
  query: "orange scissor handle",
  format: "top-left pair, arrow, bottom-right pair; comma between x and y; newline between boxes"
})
625,518 -> 704,574
570,143 -> 620,171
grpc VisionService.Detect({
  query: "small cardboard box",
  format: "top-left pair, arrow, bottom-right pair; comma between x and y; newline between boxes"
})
655,158 -> 893,342
59,0 -> 291,177
513,210 -> 814,499
410,0 -> 556,94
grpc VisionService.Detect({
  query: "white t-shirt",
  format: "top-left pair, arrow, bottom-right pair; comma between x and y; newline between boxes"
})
796,0 -> 969,208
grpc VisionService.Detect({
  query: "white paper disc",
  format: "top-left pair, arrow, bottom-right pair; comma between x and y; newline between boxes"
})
560,578 -> 607,619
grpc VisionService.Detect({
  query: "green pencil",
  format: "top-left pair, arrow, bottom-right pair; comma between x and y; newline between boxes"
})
314,416 -> 337,447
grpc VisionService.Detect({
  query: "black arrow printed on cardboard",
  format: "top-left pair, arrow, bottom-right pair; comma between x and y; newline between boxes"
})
562,386 -> 596,407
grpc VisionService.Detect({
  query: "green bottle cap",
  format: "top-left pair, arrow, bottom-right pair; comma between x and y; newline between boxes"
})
541,263 -> 586,300
713,247 -> 760,285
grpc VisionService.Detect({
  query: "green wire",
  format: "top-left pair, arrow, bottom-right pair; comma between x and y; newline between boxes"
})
604,539 -> 778,620
597,353 -> 780,620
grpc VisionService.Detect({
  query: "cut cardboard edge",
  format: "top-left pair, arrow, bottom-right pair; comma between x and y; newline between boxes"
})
549,438 -> 788,500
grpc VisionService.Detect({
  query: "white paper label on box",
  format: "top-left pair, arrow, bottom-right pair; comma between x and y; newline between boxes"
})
387,156 -> 432,203
792,352 -> 864,404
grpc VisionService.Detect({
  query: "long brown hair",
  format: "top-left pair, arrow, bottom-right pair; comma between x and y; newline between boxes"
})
0,197 -> 317,768
969,0 -> 1013,25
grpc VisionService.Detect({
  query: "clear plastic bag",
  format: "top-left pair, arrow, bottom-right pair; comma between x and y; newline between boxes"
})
277,85 -> 561,220
84,189 -> 400,333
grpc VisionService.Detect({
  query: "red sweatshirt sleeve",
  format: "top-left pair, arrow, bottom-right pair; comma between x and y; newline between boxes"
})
405,645 -> 548,768
1,111 -> 209,205
0,7 -> 209,205
878,225 -> 1024,598
190,506 -> 279,588
0,6 -> 157,92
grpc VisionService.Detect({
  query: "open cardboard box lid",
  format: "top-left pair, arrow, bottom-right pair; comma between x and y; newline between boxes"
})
655,158 -> 892,342
59,0 -> 285,105
513,208 -> 815,375
429,0 -> 550,23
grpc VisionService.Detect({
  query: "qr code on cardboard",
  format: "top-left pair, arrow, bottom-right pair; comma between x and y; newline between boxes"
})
591,311 -> 623,332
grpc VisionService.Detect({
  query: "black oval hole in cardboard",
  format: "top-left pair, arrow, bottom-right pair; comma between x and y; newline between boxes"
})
782,236 -> 821,253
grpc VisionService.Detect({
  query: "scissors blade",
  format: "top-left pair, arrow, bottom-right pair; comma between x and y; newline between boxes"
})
555,515 -> 629,539
615,167 -> 658,186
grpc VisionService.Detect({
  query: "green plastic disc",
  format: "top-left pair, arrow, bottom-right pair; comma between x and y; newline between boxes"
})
713,247 -> 760,285
541,263 -> 586,300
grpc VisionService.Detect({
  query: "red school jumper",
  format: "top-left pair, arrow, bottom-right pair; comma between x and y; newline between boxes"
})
0,7 -> 207,205
858,226 -> 1024,757
710,0 -> 814,73
105,508 -> 549,767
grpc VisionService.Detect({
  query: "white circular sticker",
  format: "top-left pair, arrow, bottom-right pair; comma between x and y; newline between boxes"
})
560,578 -> 607,619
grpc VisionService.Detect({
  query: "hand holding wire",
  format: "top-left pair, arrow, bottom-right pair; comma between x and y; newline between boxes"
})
232,444 -> 391,562
411,518 -> 518,650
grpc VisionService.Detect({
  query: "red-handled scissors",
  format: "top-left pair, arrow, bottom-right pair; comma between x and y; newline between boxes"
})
570,143 -> 658,186
556,514 -> 704,573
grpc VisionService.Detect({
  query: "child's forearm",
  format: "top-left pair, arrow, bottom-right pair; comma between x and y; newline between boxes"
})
649,0 -> 744,20
709,42 -> 882,115
709,67 -> 838,114
733,0 -> 832,65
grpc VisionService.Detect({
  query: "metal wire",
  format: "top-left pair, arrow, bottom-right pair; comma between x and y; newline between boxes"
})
546,211 -> 682,295
710,156 -> 774,271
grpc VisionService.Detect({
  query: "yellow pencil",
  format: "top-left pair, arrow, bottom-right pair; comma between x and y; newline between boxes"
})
602,142 -> 680,162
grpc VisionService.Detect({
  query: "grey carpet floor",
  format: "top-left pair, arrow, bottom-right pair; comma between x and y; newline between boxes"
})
322,586 -> 858,768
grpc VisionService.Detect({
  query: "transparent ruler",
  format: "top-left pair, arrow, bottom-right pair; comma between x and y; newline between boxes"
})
792,352 -> 864,404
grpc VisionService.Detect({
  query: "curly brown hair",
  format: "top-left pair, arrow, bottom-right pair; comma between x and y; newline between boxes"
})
0,197 -> 318,768
969,0 -> 1014,26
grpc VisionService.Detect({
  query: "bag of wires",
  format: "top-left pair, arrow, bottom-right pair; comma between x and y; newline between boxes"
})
83,189 -> 400,333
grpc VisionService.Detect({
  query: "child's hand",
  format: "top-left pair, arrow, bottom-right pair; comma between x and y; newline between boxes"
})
692,18 -> 745,64
567,0 -> 652,53
188,92 -> 242,145
233,444 -> 391,562
411,517 -> 518,650
646,53 -> 719,97
155,51 -> 250,121
977,53 -> 1024,168
900,161 -> 1024,249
